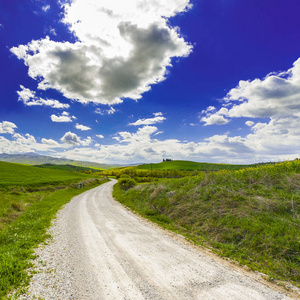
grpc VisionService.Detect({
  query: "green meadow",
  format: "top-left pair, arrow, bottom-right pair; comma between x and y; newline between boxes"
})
0,161 -> 108,298
136,160 -> 249,171
113,160 -> 300,288
1,158 -> 300,297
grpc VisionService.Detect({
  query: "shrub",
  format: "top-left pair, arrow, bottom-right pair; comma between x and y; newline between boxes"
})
118,178 -> 137,190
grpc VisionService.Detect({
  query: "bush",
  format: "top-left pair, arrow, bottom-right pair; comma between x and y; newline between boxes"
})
119,174 -> 131,178
118,178 -> 137,190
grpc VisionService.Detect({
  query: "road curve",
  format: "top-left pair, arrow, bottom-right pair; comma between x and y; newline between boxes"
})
22,180 -> 294,299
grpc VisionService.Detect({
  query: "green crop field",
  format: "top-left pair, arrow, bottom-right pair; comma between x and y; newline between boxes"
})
136,160 -> 249,171
0,161 -> 108,298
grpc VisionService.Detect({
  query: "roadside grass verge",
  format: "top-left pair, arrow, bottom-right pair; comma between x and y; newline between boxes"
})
113,160 -> 300,288
0,161 -> 109,298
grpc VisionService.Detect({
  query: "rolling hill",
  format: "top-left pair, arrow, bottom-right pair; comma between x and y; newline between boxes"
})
136,160 -> 250,171
0,160 -> 96,187
0,153 -> 122,169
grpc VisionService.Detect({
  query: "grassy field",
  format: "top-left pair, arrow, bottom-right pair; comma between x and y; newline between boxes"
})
0,161 -> 108,298
136,160 -> 250,171
113,160 -> 300,288
0,161 -> 97,187
34,163 -> 101,173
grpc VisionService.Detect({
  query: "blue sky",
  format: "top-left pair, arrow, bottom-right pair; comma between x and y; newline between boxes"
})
1,0 -> 300,164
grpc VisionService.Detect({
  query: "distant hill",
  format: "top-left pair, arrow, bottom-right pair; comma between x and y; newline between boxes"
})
35,164 -> 100,173
0,153 -> 122,170
135,160 -> 250,171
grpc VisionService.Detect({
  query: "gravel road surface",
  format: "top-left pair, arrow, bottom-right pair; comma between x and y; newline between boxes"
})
18,179 -> 297,299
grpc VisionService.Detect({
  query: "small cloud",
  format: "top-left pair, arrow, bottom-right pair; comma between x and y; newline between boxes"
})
96,134 -> 104,139
200,107 -> 229,126
41,138 -> 59,146
245,121 -> 255,127
49,27 -> 57,36
129,112 -> 166,126
95,107 -> 116,115
75,123 -> 91,131
42,5 -> 50,12
154,131 -> 163,136
81,136 -> 92,146
17,86 -> 69,109
107,107 -> 116,115
60,131 -> 81,145
13,133 -> 36,144
51,111 -> 74,122
201,115 -> 230,126
0,121 -> 17,134
95,108 -> 104,115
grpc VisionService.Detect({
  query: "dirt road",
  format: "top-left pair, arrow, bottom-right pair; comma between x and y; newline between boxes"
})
21,180 -> 295,299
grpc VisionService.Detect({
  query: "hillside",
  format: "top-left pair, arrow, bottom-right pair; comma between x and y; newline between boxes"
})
0,153 -> 122,169
0,160 -> 94,187
0,160 -> 108,297
136,160 -> 249,171
34,164 -> 100,173
113,160 -> 300,288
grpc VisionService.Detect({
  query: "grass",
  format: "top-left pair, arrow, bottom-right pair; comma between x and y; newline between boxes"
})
34,163 -> 101,173
0,161 -> 96,187
113,160 -> 300,288
136,160 -> 250,171
0,161 -> 109,298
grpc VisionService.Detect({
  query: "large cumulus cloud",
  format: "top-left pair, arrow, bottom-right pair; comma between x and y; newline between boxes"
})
198,58 -> 300,160
200,58 -> 300,125
11,0 -> 192,105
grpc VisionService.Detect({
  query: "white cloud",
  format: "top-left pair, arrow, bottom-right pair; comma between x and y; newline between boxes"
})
75,123 -> 91,131
11,0 -> 192,105
60,131 -> 81,145
202,58 -> 300,124
95,108 -> 104,115
50,111 -> 74,122
107,107 -> 116,115
60,131 -> 92,146
13,133 -> 36,144
95,107 -> 116,115
245,121 -> 255,127
42,5 -> 50,12
17,85 -> 70,109
196,57 -> 300,162
2,120 -> 300,164
154,131 -> 163,136
0,132 -> 68,154
81,136 -> 92,146
0,121 -> 17,134
200,107 -> 229,126
129,112 -> 166,126
200,114 -> 229,126
223,60 -> 300,119
96,134 -> 104,139
41,138 -> 60,146
49,27 -> 57,36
